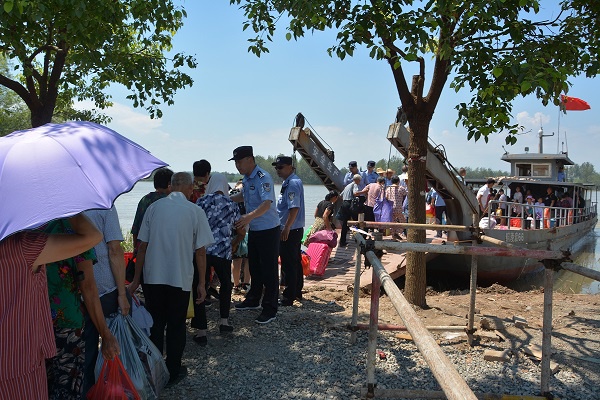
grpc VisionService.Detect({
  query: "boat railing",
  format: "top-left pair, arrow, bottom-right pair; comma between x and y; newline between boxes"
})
486,200 -> 596,229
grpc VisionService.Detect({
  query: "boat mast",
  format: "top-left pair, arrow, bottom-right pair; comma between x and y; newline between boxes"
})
537,126 -> 554,153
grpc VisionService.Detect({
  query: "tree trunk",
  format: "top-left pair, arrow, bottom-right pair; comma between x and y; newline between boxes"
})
404,114 -> 431,307
30,102 -> 55,128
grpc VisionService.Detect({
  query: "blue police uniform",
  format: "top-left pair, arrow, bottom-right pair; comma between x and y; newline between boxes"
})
242,165 -> 279,231
240,164 -> 280,318
344,172 -> 365,189
362,169 -> 379,184
276,172 -> 305,230
276,172 -> 305,305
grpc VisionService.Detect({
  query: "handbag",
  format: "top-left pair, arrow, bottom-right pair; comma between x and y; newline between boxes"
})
425,203 -> 436,218
306,229 -> 338,248
373,190 -> 393,222
87,356 -> 140,400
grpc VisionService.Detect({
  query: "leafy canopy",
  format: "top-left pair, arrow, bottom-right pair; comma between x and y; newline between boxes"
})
231,0 -> 598,144
0,0 -> 196,125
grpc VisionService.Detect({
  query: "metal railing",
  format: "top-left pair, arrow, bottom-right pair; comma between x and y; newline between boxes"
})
348,219 -> 599,399
486,199 -> 596,229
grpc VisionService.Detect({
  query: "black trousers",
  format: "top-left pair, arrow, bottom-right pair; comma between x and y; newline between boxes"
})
280,227 -> 303,302
245,226 -> 280,316
434,205 -> 447,235
339,200 -> 352,245
81,289 -> 132,398
191,254 -> 233,329
143,284 -> 189,378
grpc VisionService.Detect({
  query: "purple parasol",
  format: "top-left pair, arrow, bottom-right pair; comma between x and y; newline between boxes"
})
0,121 -> 168,241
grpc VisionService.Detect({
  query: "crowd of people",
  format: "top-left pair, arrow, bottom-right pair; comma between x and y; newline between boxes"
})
0,144 -> 310,397
476,179 -> 586,229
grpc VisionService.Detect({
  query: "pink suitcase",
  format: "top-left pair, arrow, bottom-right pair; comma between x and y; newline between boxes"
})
306,242 -> 332,276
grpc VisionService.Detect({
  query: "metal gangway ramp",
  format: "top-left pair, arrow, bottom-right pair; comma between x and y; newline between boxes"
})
387,122 -> 479,228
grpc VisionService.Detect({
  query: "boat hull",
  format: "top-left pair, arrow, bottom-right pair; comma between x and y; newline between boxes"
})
431,217 -> 597,283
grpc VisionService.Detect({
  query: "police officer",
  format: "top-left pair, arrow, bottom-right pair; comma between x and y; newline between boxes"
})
272,156 -> 305,306
230,146 -> 280,324
343,161 -> 365,189
361,160 -> 379,184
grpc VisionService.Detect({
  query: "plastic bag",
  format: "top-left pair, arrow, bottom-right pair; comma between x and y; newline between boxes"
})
301,251 -> 311,277
124,314 -> 170,398
87,356 -> 141,400
373,192 -> 393,223
96,315 -> 155,400
306,230 -> 338,248
131,294 -> 153,336
187,294 -> 195,319
234,233 -> 248,257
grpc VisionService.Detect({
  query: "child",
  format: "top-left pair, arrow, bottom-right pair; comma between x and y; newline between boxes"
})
524,195 -> 535,229
534,197 -> 544,229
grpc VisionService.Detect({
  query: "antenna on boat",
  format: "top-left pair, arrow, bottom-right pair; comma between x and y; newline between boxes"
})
538,126 -> 554,154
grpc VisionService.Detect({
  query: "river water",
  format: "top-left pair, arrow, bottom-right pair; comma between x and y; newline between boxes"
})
114,181 -> 599,294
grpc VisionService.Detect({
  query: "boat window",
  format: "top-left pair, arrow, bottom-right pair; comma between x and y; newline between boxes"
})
531,163 -> 551,177
516,163 -> 531,177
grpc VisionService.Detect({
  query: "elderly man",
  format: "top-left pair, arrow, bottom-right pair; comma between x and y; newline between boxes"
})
81,206 -> 131,397
230,146 -> 281,324
129,172 -> 214,387
272,156 -> 305,306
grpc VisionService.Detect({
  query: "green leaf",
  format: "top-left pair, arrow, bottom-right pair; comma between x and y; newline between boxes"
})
492,67 -> 503,78
520,81 -> 531,92
4,1 -> 14,12
285,32 -> 291,41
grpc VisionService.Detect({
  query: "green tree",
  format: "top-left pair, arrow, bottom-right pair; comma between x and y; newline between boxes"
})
0,0 -> 196,127
0,55 -> 30,135
231,0 -> 599,306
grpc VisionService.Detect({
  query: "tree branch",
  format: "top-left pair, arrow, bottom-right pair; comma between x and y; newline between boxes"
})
0,73 -> 34,109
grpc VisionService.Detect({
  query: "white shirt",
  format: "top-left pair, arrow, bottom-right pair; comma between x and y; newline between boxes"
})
477,185 -> 491,209
138,191 -> 214,291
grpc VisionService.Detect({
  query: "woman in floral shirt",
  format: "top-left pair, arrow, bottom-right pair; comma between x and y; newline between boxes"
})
43,219 -> 119,400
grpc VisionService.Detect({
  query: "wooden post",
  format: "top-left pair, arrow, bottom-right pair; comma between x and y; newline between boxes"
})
467,238 -> 478,346
350,240 -> 363,345
358,237 -> 478,400
561,262 -> 600,282
366,270 -> 381,397
540,266 -> 554,395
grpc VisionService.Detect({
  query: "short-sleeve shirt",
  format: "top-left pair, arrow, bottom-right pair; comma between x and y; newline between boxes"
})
362,170 -> 379,185
0,232 -> 55,380
366,183 -> 383,207
242,165 -> 279,231
276,172 -> 305,230
544,192 -> 558,207
138,191 -> 214,291
344,172 -> 365,189
477,185 -> 491,208
43,219 -> 97,329
197,193 -> 241,260
84,207 -> 124,296
430,189 -> 446,207
315,200 -> 334,218
341,182 -> 359,201
131,191 -> 167,236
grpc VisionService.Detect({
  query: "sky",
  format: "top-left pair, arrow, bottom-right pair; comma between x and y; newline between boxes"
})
92,1 -> 599,176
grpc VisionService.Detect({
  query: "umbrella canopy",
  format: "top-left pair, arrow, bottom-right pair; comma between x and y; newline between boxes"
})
0,121 -> 168,241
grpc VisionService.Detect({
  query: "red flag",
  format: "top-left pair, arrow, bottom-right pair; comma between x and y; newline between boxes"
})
561,94 -> 591,111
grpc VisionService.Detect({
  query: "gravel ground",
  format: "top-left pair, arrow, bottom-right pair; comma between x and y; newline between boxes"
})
158,286 -> 600,400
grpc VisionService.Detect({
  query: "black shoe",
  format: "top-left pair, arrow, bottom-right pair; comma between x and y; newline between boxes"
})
279,299 -> 294,307
219,324 -> 234,333
234,301 -> 261,311
255,313 -> 276,324
165,366 -> 188,387
193,335 -> 207,346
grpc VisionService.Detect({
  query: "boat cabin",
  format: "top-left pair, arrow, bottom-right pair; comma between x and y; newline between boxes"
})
500,152 -> 573,182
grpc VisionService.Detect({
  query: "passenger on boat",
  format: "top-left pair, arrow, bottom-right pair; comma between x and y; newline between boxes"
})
513,186 -> 523,204
543,187 -> 558,228
476,178 -> 496,217
524,196 -> 535,229
535,197 -> 545,229
497,189 -> 508,226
